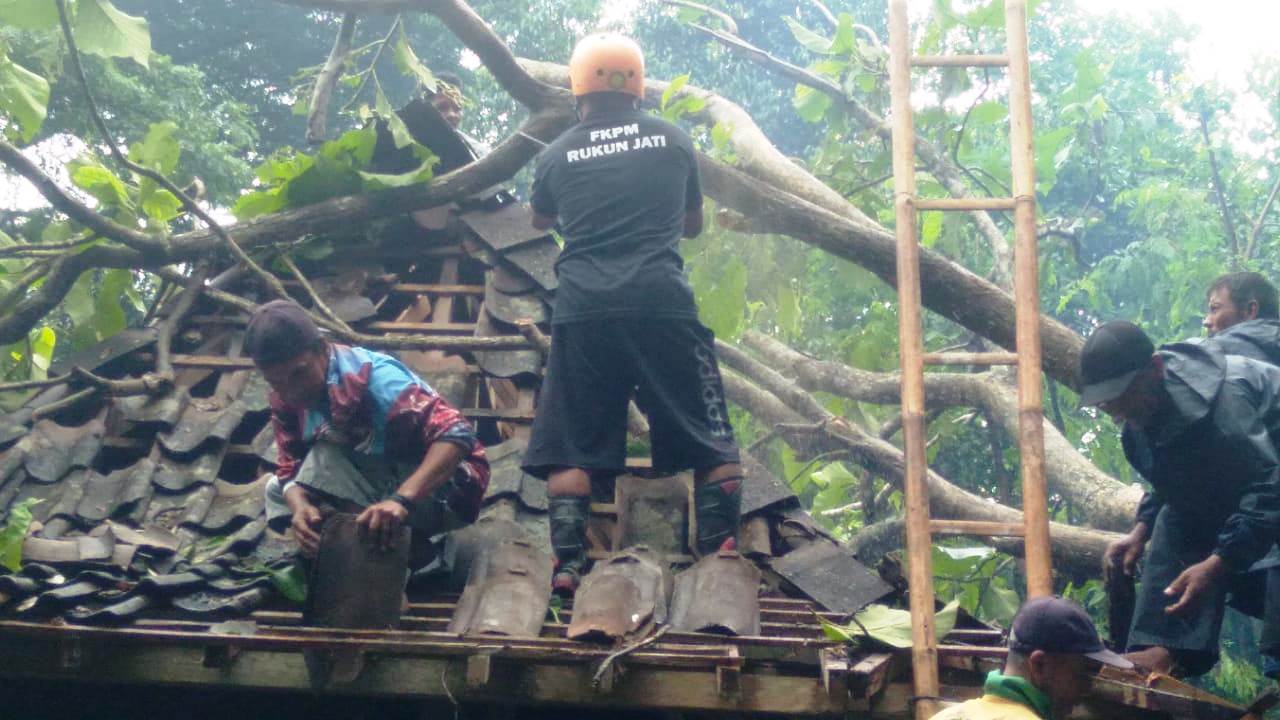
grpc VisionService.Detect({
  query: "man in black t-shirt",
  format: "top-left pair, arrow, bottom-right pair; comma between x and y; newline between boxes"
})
521,34 -> 743,596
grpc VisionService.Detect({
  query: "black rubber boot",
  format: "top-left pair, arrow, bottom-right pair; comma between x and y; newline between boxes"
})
548,495 -> 591,597
694,475 -> 743,557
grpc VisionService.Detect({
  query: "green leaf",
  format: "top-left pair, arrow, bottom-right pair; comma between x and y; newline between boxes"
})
129,121 -> 180,175
0,53 -> 50,142
29,326 -> 54,374
0,0 -> 58,30
375,86 -> 414,149
980,580 -> 1020,624
266,562 -> 307,603
921,210 -> 943,247
140,183 -> 182,223
71,163 -> 133,209
783,16 -> 835,54
967,101 -> 1008,125
793,85 -> 831,123
73,0 -> 151,68
0,498 -> 41,571
359,148 -> 437,190
845,600 -> 960,649
284,156 -> 362,207
393,25 -> 435,91
661,73 -> 690,112
231,188 -> 285,220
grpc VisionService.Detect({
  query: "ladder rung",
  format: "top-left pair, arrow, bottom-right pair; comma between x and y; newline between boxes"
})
922,352 -> 1018,366
915,197 -> 1017,211
912,54 -> 1010,68
929,520 -> 1026,537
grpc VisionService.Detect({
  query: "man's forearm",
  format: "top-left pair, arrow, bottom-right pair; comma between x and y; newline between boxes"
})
396,441 -> 467,502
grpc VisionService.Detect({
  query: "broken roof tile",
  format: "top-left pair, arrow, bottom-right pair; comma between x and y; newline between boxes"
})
483,282 -> 548,325
0,408 -> 33,448
769,540 -> 893,616
197,477 -> 267,535
20,416 -> 106,484
474,310 -> 542,379
614,475 -> 690,556
460,204 -> 549,253
115,387 -> 189,427
152,449 -> 221,493
500,244 -> 558,292
669,551 -> 762,636
740,452 -> 798,516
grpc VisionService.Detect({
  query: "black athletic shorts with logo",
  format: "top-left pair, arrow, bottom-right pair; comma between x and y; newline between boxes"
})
522,318 -> 740,479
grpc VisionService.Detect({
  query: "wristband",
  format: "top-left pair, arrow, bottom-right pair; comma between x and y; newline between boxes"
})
389,493 -> 417,514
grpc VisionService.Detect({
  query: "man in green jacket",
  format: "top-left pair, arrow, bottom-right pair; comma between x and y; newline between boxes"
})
931,597 -> 1131,720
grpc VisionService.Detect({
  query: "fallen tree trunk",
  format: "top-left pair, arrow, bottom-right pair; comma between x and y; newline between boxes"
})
739,331 -> 1142,532
719,355 -> 1118,581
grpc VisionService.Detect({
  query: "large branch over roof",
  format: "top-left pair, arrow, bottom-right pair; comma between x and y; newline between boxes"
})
518,61 -> 1085,387
738,331 -> 1142,532
678,20 -> 1015,289
718,347 -> 1118,580
0,108 -> 571,345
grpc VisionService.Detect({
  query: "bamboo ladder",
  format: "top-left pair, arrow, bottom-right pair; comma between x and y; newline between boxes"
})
886,1 -> 1053,718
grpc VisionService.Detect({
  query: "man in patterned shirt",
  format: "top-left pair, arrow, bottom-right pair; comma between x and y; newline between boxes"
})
250,300 -> 488,562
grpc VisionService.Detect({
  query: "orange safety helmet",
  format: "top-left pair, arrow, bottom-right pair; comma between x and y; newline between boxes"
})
569,33 -> 645,99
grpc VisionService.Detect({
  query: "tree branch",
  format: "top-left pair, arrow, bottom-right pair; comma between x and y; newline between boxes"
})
308,13 -> 358,144
673,23 -> 1015,288
1245,171 -> 1280,262
660,0 -> 739,34
0,141 -> 158,252
340,15 -> 402,114
1199,110 -> 1240,265
719,343 -> 1119,579
738,331 -> 1140,532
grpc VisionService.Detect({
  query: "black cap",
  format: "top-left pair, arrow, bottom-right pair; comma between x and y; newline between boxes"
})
1078,321 -> 1155,406
1008,597 -> 1132,668
244,300 -> 323,367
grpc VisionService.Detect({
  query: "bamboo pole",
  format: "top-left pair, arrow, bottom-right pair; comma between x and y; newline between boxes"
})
1005,0 -> 1053,598
888,2 -> 940,718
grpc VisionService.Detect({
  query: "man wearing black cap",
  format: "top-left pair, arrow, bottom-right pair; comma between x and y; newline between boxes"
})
931,597 -> 1131,719
1080,320 -> 1280,675
246,300 -> 489,563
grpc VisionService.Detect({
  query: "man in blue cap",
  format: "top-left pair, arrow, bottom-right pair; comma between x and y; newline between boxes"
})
931,597 -> 1131,719
1080,320 -> 1280,675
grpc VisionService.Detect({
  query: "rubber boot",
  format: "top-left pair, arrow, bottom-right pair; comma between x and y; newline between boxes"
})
548,495 -> 591,597
694,475 -> 743,557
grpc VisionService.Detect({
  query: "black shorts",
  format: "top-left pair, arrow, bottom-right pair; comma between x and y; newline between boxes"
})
522,318 -> 740,479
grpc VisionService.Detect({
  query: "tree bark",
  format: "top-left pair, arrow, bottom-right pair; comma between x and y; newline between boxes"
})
739,331 -> 1141,532
719,345 -> 1119,580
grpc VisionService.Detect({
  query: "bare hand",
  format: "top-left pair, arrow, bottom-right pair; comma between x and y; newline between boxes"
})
1163,555 -> 1225,616
291,502 -> 324,558
356,500 -> 409,552
1103,525 -> 1148,582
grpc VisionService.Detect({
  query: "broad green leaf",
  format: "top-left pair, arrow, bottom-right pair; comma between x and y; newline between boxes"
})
783,16 -> 835,54
967,101 -> 1008,125
0,0 -> 58,30
793,85 -> 831,123
63,275 -> 95,327
73,0 -> 151,68
921,210 -> 943,247
284,155 -> 362,207
817,600 -> 959,649
359,149 -> 437,190
0,53 -> 49,142
980,580 -> 1020,624
231,188 -> 285,220
29,326 -> 55,373
319,124 -> 378,166
0,498 -> 41,571
94,268 -> 131,340
393,25 -> 435,91
266,562 -> 307,603
661,74 -> 690,111
140,184 -> 182,223
129,121 -> 180,175
375,86 -> 414,149
71,164 -> 132,209
255,151 -> 314,186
